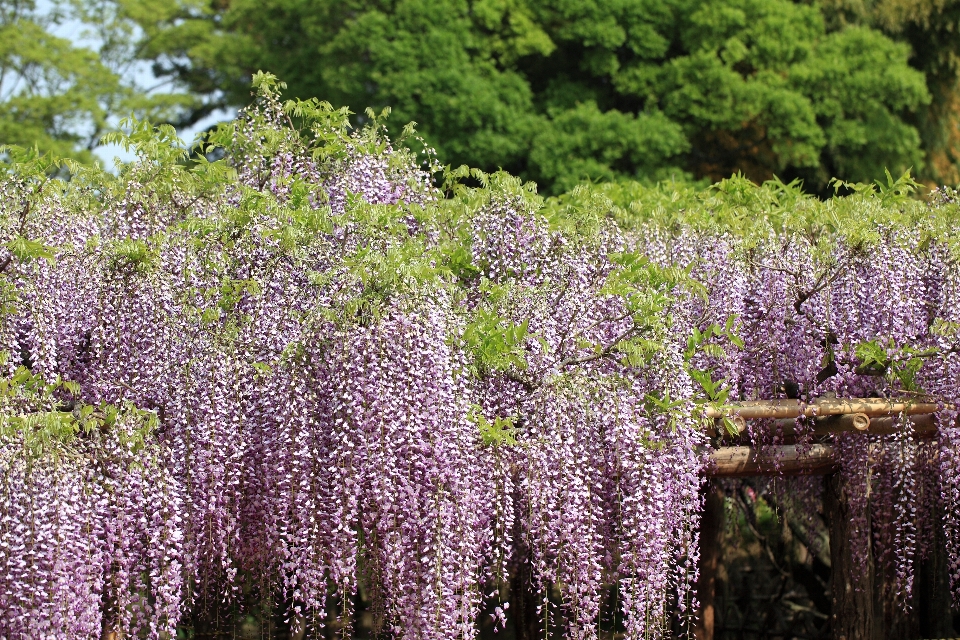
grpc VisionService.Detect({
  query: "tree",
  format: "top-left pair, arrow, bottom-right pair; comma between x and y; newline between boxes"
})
818,0 -> 960,185
0,0 -> 196,163
117,0 -> 931,192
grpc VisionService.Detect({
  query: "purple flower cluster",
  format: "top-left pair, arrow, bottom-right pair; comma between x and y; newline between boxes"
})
641,221 -> 960,609
467,185 -> 706,635
4,85 -> 960,640
0,416 -> 184,639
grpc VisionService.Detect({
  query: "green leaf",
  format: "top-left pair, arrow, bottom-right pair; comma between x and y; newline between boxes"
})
6,236 -> 54,263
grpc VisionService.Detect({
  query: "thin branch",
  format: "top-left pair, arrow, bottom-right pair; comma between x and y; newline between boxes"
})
0,179 -> 44,276
793,262 -> 845,315
736,487 -> 791,578
558,307 -> 633,362
747,258 -> 802,280
558,323 -> 637,369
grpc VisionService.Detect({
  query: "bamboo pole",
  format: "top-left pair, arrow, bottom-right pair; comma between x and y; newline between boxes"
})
869,413 -> 938,435
773,412 -> 871,436
773,412 -> 938,437
707,444 -> 836,477
704,398 -> 940,420
707,417 -> 940,476
770,412 -> 870,436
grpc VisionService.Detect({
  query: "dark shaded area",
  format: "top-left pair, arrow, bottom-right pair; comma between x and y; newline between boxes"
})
175,476 -> 958,640
712,480 -> 831,640
700,476 -> 959,640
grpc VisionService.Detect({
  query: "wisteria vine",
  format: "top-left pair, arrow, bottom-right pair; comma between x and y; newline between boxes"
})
2,75 -> 960,638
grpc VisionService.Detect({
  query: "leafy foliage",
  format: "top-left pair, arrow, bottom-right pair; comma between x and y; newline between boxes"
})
820,0 -> 960,185
3,78 -> 960,638
0,0 -> 197,163
106,0 -> 933,192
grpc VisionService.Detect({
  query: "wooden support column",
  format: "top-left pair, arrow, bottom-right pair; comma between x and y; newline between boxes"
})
509,549 -> 542,640
693,482 -> 724,640
824,473 -> 877,640
915,511 -> 956,639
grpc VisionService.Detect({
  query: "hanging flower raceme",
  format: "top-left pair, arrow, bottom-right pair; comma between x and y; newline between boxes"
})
5,75 -> 960,640
310,304 -> 486,638
0,401 -> 184,640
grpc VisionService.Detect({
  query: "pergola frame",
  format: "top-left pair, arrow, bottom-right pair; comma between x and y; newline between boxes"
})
694,396 -> 952,640
705,397 -> 941,477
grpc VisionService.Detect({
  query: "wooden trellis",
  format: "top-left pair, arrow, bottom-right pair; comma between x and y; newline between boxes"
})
694,396 -> 951,640
704,397 -> 941,477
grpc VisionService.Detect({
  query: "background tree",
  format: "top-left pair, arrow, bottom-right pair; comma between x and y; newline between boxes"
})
0,0 -> 195,163
818,0 -> 960,186
115,0 -> 935,193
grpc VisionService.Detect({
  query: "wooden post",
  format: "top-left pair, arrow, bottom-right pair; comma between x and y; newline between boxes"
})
509,550 -> 542,640
915,511 -> 956,639
694,482 -> 724,640
824,473 -> 878,640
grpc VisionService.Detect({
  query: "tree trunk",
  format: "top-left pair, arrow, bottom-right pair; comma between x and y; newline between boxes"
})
510,552 -> 542,640
824,473 -> 878,640
693,482 -> 724,640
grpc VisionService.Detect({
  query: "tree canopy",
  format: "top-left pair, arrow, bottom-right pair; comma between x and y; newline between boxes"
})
820,0 -> 960,185
109,0 -> 947,193
0,0 -> 195,163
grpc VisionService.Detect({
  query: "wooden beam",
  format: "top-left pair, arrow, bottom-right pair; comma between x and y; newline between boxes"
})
867,413 -> 938,436
772,412 -> 937,437
707,444 -> 836,477
771,412 -> 870,436
704,398 -> 940,420
693,482 -> 724,640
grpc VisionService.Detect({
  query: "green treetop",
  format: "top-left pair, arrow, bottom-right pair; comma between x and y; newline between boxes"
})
109,0 -> 938,193
0,0 -> 196,164
817,0 -> 960,186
